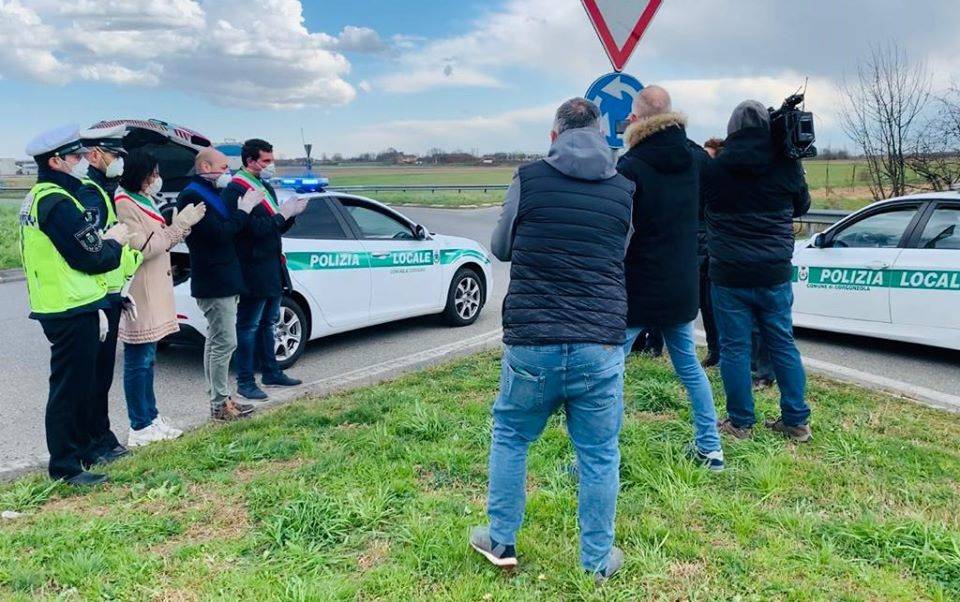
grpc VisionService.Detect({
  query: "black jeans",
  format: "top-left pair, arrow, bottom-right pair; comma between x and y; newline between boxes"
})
39,312 -> 100,479
699,261 -> 718,357
85,297 -> 122,456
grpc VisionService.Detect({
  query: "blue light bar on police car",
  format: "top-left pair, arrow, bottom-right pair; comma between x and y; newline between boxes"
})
272,175 -> 329,193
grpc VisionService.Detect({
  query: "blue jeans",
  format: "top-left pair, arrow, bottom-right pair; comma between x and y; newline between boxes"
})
623,322 -> 721,453
711,283 -> 810,428
487,343 -> 623,572
236,295 -> 282,388
123,342 -> 159,431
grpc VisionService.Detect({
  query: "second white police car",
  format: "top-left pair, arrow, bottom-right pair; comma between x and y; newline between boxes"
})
171,183 -> 493,368
792,191 -> 960,350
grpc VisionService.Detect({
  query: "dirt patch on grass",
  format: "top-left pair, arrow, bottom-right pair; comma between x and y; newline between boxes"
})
357,538 -> 391,571
232,457 -> 306,484
148,486 -> 250,557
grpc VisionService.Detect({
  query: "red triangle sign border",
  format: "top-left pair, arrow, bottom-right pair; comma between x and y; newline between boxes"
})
581,0 -> 663,72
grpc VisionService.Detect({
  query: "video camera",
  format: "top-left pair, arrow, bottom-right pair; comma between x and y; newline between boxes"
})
769,93 -> 817,159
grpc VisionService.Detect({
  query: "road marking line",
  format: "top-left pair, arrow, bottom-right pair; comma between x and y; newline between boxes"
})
693,328 -> 960,413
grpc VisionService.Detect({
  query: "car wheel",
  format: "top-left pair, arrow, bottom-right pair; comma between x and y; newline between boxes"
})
275,296 -> 307,370
443,267 -> 484,326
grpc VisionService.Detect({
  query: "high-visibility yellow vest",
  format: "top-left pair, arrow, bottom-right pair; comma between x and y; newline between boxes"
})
80,178 -> 142,293
19,183 -> 109,315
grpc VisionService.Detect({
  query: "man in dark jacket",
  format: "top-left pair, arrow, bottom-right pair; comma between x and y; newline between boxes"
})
703,100 -> 812,442
617,85 -> 723,472
470,98 -> 633,581
178,148 -> 261,420
698,137 -> 725,367
221,139 -> 307,401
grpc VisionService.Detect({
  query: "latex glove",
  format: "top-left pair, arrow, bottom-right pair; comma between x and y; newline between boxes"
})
279,197 -> 308,220
98,309 -> 108,342
239,188 -> 265,214
104,223 -> 135,246
173,202 -> 207,229
121,294 -> 138,322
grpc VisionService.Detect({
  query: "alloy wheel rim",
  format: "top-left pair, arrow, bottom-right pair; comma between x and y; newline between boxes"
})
274,306 -> 302,361
454,276 -> 481,320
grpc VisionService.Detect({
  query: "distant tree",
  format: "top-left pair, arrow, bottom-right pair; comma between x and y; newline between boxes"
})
907,86 -> 960,191
840,43 -> 931,199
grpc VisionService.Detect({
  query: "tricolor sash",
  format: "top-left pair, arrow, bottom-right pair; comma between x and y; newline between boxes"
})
231,168 -> 279,215
115,187 -> 164,224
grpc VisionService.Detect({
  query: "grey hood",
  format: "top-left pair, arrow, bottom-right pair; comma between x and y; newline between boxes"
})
544,127 -> 617,181
727,100 -> 770,135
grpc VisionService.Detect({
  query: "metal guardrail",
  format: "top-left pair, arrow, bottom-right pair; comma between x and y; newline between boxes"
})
0,182 -> 850,227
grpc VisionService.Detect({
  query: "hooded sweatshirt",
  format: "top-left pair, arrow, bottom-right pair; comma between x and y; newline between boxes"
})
702,102 -> 811,288
492,126 -> 635,346
617,112 -> 702,326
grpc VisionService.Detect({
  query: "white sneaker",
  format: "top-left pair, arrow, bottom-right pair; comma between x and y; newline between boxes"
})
154,416 -> 183,440
127,423 -> 166,448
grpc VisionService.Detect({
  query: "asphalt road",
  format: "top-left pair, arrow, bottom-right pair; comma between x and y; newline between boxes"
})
1,206 -> 958,475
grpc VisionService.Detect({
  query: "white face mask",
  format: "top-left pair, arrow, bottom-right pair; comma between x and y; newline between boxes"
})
69,157 -> 89,180
105,156 -> 124,179
258,162 -> 276,180
215,172 -> 233,189
146,176 -> 163,197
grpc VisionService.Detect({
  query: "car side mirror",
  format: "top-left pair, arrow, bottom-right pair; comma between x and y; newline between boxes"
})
414,224 -> 428,240
812,232 -> 826,248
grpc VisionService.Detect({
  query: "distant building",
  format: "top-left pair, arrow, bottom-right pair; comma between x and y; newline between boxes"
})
0,158 -> 18,176
16,161 -> 38,176
397,154 -> 419,165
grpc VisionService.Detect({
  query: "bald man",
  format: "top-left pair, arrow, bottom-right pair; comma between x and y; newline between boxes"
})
176,149 -> 262,421
617,85 -> 726,471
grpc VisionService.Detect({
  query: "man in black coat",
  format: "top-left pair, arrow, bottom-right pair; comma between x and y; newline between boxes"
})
221,139 -> 307,401
703,100 -> 812,442
178,147 -> 261,420
617,86 -> 724,472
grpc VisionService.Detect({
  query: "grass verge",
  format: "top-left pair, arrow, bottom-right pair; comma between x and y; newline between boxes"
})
1,351 -> 958,600
0,206 -> 20,271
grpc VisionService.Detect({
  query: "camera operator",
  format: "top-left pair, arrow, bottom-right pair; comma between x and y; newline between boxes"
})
702,100 -> 812,443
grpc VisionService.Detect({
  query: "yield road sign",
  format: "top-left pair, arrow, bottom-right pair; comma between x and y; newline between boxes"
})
585,72 -> 644,149
581,0 -> 663,72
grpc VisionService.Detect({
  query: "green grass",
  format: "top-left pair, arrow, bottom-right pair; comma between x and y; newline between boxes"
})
1,352 -> 958,600
0,206 -> 20,271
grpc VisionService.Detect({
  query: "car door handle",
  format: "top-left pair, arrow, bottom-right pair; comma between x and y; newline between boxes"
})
867,261 -> 891,270
371,252 -> 390,258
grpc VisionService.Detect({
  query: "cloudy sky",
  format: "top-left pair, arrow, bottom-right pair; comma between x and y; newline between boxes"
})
1,0 -> 958,159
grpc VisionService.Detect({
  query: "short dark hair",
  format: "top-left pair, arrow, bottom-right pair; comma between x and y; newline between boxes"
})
119,150 -> 158,193
554,98 -> 601,134
241,138 -> 273,167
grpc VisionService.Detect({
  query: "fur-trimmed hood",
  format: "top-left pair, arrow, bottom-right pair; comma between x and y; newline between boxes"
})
620,112 -> 693,174
624,112 -> 687,149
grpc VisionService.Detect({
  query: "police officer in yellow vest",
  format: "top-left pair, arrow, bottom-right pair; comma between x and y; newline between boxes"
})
21,125 -> 139,486
77,125 -> 143,466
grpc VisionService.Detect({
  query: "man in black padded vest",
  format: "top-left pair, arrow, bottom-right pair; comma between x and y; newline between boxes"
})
470,98 -> 635,582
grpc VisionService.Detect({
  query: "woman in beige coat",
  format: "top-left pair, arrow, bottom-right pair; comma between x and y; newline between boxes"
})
115,150 -> 205,447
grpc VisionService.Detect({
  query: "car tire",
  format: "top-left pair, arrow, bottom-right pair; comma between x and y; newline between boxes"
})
275,295 -> 308,370
443,267 -> 484,326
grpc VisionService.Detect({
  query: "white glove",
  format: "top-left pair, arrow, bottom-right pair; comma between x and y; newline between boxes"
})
279,197 -> 308,220
121,294 -> 138,322
173,202 -> 207,229
104,223 -> 135,246
239,188 -> 265,214
98,309 -> 108,342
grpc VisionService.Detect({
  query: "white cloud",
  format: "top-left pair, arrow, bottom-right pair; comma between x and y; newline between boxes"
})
0,0 -> 380,109
358,80 -> 372,93
326,25 -> 388,54
379,66 -> 503,94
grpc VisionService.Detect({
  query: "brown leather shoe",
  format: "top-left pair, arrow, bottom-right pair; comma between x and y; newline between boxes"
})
717,418 -> 753,440
212,398 -> 255,422
765,418 -> 812,443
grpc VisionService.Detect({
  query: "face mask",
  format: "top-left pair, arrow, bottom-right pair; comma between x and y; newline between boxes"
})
69,157 -> 89,180
105,156 -> 124,179
146,176 -> 163,196
258,162 -> 276,180
215,172 -> 233,189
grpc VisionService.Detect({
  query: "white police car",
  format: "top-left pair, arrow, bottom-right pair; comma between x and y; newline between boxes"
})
792,192 -> 960,350
171,184 -> 493,368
